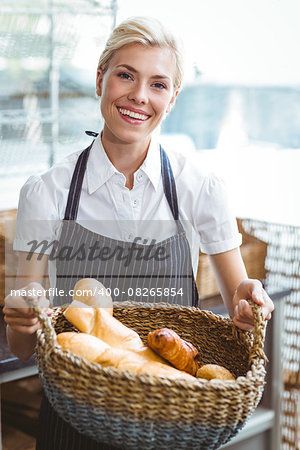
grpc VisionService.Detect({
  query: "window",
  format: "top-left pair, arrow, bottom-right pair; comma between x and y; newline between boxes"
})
0,0 -> 116,207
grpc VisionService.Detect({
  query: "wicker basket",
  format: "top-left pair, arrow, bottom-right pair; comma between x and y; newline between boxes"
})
196,219 -> 268,300
30,300 -> 267,450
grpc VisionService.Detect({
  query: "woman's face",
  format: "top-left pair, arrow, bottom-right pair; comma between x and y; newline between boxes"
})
96,43 -> 178,148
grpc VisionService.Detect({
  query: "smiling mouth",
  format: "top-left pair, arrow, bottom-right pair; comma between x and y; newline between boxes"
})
117,107 -> 150,121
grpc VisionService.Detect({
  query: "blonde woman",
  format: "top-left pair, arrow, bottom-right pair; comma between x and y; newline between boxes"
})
4,16 -> 274,449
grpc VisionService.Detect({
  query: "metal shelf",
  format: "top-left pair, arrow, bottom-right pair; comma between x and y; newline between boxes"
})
0,0 -> 116,172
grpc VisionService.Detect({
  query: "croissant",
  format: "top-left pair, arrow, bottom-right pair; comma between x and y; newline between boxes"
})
147,328 -> 200,375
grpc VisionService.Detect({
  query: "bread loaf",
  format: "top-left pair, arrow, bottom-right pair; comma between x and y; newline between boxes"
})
147,328 -> 200,375
196,364 -> 235,381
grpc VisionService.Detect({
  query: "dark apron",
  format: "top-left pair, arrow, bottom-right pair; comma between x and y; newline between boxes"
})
36,135 -> 199,450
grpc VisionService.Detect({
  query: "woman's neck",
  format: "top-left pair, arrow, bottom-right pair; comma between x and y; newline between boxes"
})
101,131 -> 151,190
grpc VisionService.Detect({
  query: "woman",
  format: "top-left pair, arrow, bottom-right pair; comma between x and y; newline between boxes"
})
4,16 -> 274,449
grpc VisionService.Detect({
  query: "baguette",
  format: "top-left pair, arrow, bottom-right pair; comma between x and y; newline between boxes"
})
64,278 -> 144,352
57,331 -> 194,380
57,332 -> 110,363
64,306 -> 145,352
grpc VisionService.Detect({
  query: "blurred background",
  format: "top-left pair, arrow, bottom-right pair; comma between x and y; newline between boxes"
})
0,0 -> 299,224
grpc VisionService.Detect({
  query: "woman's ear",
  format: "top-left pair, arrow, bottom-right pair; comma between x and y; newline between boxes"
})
166,89 -> 179,114
96,69 -> 103,97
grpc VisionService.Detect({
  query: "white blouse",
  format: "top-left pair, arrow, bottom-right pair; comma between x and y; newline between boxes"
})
14,135 -> 241,285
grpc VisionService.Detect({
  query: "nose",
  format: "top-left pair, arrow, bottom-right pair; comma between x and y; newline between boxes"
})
128,81 -> 148,105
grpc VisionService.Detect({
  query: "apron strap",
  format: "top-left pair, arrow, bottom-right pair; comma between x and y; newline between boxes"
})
159,146 -> 199,307
160,146 -> 179,221
63,142 -> 93,221
64,131 -> 99,220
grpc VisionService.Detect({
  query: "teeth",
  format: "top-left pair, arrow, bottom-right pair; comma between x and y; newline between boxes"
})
118,108 -> 148,121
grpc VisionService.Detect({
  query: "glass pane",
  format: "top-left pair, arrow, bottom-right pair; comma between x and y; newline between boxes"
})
0,1 -> 115,179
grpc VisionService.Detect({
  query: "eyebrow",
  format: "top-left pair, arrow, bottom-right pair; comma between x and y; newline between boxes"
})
116,64 -> 171,81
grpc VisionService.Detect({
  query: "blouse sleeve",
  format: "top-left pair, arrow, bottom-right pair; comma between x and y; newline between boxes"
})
196,173 -> 242,255
13,175 -> 61,255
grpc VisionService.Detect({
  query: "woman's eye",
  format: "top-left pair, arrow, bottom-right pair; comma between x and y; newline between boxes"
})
153,82 -> 167,90
118,72 -> 132,80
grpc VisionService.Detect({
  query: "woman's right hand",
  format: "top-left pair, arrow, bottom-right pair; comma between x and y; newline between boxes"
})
3,281 -> 50,335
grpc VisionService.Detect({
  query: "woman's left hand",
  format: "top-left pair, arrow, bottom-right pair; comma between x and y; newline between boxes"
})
232,279 -> 274,331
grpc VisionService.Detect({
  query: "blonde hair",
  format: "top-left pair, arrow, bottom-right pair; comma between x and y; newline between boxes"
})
97,16 -> 184,91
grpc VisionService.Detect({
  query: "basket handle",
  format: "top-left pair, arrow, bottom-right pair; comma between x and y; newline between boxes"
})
247,298 -> 268,364
25,297 -> 57,357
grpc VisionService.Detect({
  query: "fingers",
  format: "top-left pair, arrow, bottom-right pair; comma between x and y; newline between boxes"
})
233,300 -> 254,331
3,307 -> 37,322
238,279 -> 265,306
233,292 -> 274,331
233,316 -> 254,331
250,281 -> 265,306
261,303 -> 274,321
250,283 -> 275,318
234,279 -> 275,321
256,289 -> 274,321
3,304 -> 40,332
3,281 -> 50,335
4,314 -> 41,334
8,323 -> 41,335
5,294 -> 33,312
262,290 -> 275,312
5,282 -> 50,310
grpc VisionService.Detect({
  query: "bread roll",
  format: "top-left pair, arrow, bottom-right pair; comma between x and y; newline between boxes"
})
97,346 -> 149,370
101,347 -> 194,379
135,361 -> 194,380
147,328 -> 200,375
64,278 -> 145,352
57,332 -> 110,363
64,307 -> 145,352
72,278 -> 113,314
196,364 -> 235,381
96,347 -> 170,372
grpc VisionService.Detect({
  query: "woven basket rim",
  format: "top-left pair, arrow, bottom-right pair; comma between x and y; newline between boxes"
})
35,300 -> 266,390
33,300 -> 267,448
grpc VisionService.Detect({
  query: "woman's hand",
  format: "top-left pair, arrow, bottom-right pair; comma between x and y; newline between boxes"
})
3,281 -> 50,335
232,279 -> 274,331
